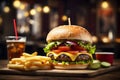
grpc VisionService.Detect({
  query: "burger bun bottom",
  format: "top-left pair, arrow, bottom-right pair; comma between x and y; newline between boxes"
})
53,64 -> 89,70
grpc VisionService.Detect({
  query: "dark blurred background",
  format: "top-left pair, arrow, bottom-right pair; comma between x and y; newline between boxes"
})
0,0 -> 120,59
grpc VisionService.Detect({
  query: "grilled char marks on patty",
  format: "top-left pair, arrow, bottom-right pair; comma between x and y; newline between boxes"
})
47,53 -> 91,62
47,53 -> 72,61
75,54 -> 91,61
47,53 -> 54,60
56,54 -> 72,62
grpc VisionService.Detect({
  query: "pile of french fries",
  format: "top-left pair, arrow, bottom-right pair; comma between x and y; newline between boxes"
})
7,52 -> 52,71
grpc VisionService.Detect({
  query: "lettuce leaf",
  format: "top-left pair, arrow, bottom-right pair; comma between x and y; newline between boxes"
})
44,41 -> 62,53
44,40 -> 96,54
77,41 -> 96,54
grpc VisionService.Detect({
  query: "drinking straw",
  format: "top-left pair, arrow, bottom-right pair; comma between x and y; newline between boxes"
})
68,18 -> 71,26
13,19 -> 18,40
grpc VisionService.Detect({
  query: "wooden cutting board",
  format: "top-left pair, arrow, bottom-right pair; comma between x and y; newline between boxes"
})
0,64 -> 120,77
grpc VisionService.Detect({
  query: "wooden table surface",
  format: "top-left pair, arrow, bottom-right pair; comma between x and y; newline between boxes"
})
0,60 -> 120,80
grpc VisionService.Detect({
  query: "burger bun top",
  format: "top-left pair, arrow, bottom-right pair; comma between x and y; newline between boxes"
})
46,25 -> 92,43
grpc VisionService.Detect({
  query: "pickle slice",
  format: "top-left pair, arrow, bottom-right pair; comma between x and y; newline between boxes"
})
101,62 -> 111,68
89,60 -> 101,70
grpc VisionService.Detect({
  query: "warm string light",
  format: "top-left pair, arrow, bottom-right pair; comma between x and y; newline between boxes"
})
30,9 -> 36,15
29,6 -> 49,16
92,36 -> 98,43
36,6 -> 42,12
101,1 -> 109,9
62,15 -> 67,21
43,6 -> 50,13
19,3 -> 26,10
101,36 -> 110,43
13,0 -> 50,16
13,0 -> 21,8
24,11 -> 29,17
3,6 -> 10,13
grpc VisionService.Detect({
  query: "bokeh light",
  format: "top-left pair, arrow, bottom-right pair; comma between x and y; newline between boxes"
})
30,9 -> 36,15
13,0 -> 21,8
24,11 -> 29,17
92,36 -> 98,43
36,6 -> 42,12
19,3 -> 26,10
43,6 -> 50,13
62,15 -> 68,21
3,6 -> 10,13
101,1 -> 109,9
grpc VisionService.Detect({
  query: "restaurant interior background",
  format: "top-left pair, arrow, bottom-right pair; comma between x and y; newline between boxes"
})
0,0 -> 120,59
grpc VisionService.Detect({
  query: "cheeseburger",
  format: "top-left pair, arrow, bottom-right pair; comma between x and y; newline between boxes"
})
44,25 -> 96,69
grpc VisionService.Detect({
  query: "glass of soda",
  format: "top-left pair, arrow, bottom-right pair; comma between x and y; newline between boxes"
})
6,36 -> 26,60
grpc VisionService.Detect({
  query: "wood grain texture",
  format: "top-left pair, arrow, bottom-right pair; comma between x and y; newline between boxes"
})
0,64 -> 120,77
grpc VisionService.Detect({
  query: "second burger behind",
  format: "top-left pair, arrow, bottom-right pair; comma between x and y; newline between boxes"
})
44,25 -> 96,69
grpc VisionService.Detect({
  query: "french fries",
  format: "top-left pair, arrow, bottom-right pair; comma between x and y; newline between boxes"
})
7,64 -> 24,70
7,52 -> 52,71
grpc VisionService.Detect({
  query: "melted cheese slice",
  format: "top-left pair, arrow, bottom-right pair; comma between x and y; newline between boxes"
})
47,52 -> 92,61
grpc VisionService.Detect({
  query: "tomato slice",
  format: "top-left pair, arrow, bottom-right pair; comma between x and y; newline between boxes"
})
52,50 -> 61,53
58,46 -> 71,52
